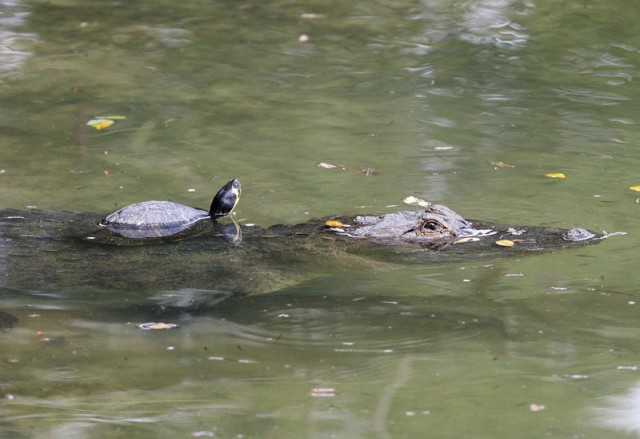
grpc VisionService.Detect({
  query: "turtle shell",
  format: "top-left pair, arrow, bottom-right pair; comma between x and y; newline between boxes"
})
102,201 -> 210,238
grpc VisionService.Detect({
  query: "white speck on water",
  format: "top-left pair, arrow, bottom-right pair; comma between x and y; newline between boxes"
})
191,431 -> 215,437
564,374 -> 589,380
188,188 -> 196,192
617,365 -> 639,371
629,301 -> 636,305
309,387 -> 336,397
463,279 -> 471,282
166,346 -> 175,351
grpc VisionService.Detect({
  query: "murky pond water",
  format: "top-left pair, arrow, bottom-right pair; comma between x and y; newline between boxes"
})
3,0 -> 640,437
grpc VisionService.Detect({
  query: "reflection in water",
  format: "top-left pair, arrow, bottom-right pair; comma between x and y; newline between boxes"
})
457,0 -> 531,48
595,381 -> 640,436
2,0 -> 640,437
0,0 -> 36,82
411,0 -> 531,49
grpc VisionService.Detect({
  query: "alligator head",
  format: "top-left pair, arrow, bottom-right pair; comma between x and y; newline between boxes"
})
329,204 -> 599,251
340,205 -> 485,250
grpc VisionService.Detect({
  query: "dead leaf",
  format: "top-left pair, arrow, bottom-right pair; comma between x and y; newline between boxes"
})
138,322 -> 179,330
403,196 -> 431,208
87,116 -> 126,130
453,237 -> 479,244
318,162 -> 377,176
495,239 -> 515,247
490,161 -> 514,169
629,186 -> 640,191
545,173 -> 566,179
87,118 -> 114,130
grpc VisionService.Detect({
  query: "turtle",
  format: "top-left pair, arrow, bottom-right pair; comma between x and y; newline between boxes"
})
100,178 -> 240,239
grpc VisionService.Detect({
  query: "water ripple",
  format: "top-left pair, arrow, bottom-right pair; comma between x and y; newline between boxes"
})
0,0 -> 37,82
553,87 -> 630,105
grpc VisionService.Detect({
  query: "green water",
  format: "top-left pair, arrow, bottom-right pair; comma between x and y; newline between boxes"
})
3,0 -> 640,437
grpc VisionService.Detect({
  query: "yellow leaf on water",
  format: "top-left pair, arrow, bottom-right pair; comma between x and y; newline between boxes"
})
629,186 -> 640,191
324,220 -> 343,228
87,118 -> 114,130
545,173 -> 566,179
495,239 -> 515,247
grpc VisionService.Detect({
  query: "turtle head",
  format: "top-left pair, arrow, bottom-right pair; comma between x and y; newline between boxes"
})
209,178 -> 241,218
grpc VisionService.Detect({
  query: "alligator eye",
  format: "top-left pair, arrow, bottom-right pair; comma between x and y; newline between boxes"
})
416,218 -> 448,235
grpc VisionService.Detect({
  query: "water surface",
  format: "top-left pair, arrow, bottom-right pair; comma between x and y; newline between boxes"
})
2,0 -> 640,437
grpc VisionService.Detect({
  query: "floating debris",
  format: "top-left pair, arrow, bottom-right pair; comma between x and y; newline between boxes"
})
87,118 -> 113,130
545,173 -> 566,179
300,12 -> 324,19
207,356 -> 257,364
324,220 -> 344,228
495,239 -> 515,247
334,348 -> 394,353
403,196 -> 431,208
318,162 -> 377,176
87,115 -> 126,130
564,374 -> 589,380
138,322 -> 179,330
507,227 -> 526,235
617,365 -> 639,371
453,237 -> 480,244
490,161 -> 514,169
529,403 -> 545,412
309,387 -> 336,397
598,231 -> 627,239
629,186 -> 640,191
191,431 -> 215,438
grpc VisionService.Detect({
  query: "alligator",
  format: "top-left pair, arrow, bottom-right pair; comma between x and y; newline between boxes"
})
0,205 -> 607,306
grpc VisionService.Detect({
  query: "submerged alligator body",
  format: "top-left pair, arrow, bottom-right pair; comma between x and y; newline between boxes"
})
0,205 -> 603,300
